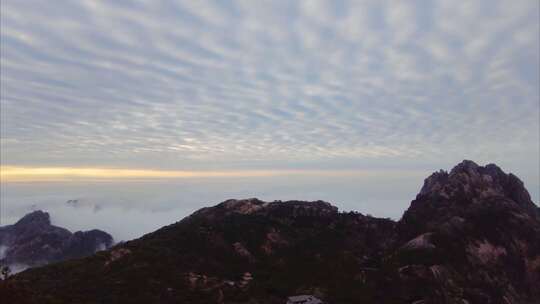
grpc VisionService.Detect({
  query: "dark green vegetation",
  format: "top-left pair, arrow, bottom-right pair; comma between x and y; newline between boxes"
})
1,161 -> 539,303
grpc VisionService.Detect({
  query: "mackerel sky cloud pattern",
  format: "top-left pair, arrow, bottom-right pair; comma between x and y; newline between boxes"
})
0,0 -> 538,181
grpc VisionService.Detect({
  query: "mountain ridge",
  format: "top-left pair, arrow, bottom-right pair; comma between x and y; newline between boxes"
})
0,210 -> 114,272
1,160 -> 539,303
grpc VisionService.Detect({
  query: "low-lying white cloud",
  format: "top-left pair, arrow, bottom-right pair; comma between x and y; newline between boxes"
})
1,172 -> 431,240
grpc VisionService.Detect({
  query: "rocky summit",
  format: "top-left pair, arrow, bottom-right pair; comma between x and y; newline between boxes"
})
1,161 -> 539,304
0,210 -> 114,271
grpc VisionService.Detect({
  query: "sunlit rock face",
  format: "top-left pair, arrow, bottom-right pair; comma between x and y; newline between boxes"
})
0,210 -> 113,270
2,161 -> 539,304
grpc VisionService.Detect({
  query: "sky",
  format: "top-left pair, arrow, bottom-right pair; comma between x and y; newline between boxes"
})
0,1 -> 539,240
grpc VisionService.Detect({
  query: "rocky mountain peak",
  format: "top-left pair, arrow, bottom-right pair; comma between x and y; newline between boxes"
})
3,161 -> 539,304
13,210 -> 51,228
220,198 -> 268,214
191,198 -> 339,221
417,160 -> 535,214
401,161 -> 539,242
450,159 -> 481,172
265,200 -> 338,218
1,210 -> 113,269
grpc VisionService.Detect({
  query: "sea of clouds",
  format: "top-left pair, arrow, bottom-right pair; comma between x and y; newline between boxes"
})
1,173 -> 429,242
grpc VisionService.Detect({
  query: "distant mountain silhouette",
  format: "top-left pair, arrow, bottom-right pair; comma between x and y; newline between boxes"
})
0,210 -> 113,272
1,161 -> 539,303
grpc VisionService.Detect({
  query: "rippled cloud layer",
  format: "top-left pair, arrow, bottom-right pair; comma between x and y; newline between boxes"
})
1,0 -> 538,176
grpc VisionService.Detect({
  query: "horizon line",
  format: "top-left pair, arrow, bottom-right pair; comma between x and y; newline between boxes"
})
0,166 -> 427,182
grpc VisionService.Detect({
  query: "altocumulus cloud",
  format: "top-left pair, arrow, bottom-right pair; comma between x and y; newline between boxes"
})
0,0 -> 538,181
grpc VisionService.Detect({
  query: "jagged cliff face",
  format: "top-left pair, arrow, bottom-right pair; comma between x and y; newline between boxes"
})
1,161 -> 539,304
396,161 -> 540,303
0,211 -> 114,270
405,160 -> 538,229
